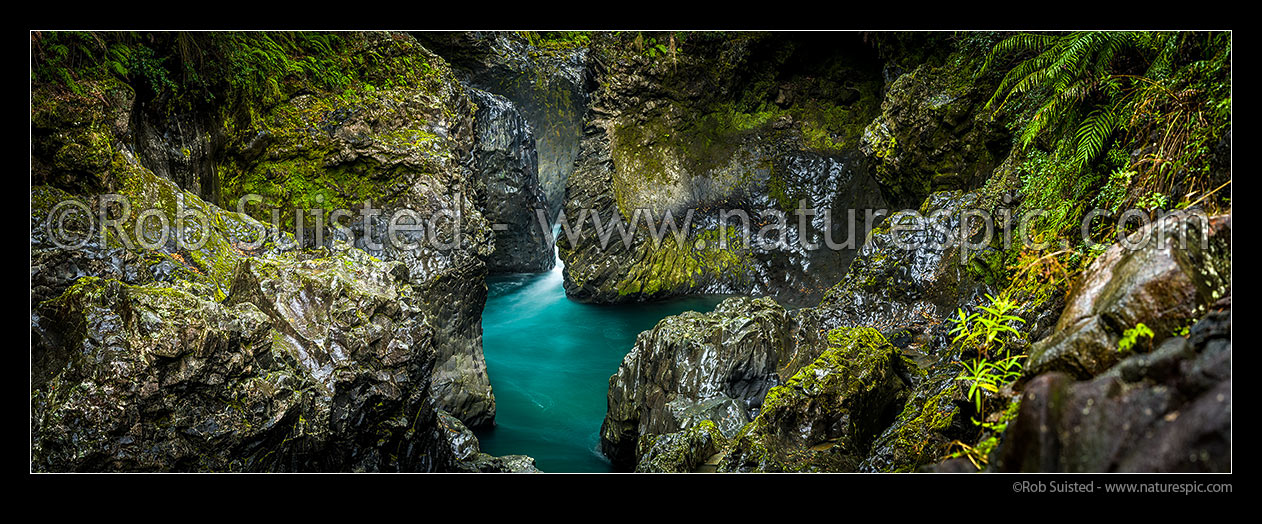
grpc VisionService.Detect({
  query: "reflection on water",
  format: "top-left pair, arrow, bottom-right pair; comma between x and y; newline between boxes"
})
475,251 -> 728,472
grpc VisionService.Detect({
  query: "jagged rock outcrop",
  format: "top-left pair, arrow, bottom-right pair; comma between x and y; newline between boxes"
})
467,88 -> 554,273
994,298 -> 1231,472
635,419 -> 728,473
209,34 -> 499,428
558,32 -> 890,305
434,410 -> 541,473
1025,212 -> 1232,380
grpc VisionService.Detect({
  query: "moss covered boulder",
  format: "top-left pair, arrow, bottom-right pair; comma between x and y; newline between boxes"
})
718,327 -> 905,472
635,419 -> 729,473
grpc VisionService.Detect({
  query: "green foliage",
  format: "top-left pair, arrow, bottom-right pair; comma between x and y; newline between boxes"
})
1117,322 -> 1155,353
949,293 -> 1024,358
521,31 -> 591,52
985,31 -> 1231,221
950,293 -> 1026,420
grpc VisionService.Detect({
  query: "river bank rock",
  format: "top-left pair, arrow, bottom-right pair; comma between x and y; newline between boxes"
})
434,410 -> 541,473
31,245 -> 448,471
601,188 -> 1004,472
601,296 -> 794,468
994,298 -> 1231,472
31,31 -> 512,469
1025,212 -> 1232,380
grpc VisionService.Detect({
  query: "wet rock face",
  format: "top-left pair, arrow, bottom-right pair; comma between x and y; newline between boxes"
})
817,190 -> 990,333
600,189 -> 998,472
1026,212 -> 1232,379
468,88 -> 554,273
559,33 -> 890,305
206,33 -> 500,429
601,297 -> 795,469
416,32 -> 587,217
995,299 -> 1231,472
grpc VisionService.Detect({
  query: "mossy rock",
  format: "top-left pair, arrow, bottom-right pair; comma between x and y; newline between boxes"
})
718,327 -> 905,472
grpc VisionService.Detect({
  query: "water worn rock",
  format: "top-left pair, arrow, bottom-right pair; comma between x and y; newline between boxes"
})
30,31 -> 525,469
600,190 -> 1002,472
601,296 -> 794,468
468,88 -> 553,273
1026,212 -> 1231,379
435,410 -> 541,473
994,299 -> 1231,472
558,32 -> 889,305
31,244 -> 453,471
719,327 -> 905,472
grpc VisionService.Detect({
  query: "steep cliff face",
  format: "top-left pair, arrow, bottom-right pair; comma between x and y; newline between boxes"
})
415,31 -> 588,218
468,88 -> 554,273
30,31 -> 527,470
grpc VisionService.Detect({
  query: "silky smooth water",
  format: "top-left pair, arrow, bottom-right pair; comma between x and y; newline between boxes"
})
475,251 -> 728,472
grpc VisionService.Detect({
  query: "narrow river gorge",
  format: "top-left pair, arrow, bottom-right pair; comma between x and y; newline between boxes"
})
30,30 -> 1231,475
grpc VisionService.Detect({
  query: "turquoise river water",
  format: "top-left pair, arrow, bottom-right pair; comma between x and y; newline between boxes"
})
474,250 -> 727,472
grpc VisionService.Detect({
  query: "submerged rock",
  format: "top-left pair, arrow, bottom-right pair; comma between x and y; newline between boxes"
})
994,299 -> 1231,472
1026,212 -> 1231,379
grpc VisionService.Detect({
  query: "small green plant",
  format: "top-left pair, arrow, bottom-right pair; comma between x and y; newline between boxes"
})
950,293 -> 1026,422
949,293 -> 1024,358
1137,192 -> 1170,211
957,352 -> 1025,415
1117,323 -> 1155,352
